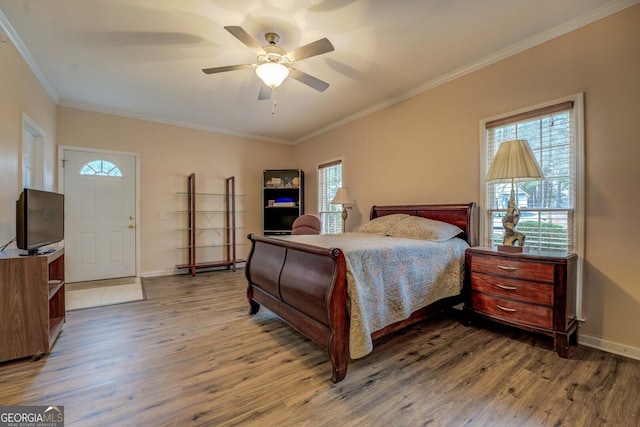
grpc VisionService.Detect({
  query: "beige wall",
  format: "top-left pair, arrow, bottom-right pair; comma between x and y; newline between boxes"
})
0,32 -> 57,246
2,24 -> 295,277
293,6 -> 640,354
2,5 -> 638,358
56,107 -> 294,275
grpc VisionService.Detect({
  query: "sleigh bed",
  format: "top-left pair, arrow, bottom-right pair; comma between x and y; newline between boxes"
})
245,203 -> 478,383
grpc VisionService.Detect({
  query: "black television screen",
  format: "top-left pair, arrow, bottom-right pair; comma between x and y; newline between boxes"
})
16,189 -> 64,255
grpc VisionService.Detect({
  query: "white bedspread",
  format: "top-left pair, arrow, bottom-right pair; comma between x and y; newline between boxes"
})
276,232 -> 469,358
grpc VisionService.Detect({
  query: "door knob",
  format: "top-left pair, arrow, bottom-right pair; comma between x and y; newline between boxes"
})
128,224 -> 135,229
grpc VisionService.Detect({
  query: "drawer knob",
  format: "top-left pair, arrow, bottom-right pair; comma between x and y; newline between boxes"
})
496,304 -> 517,312
497,265 -> 517,272
496,284 -> 518,291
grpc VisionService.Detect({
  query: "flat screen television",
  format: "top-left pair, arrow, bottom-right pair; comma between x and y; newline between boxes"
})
16,189 -> 64,255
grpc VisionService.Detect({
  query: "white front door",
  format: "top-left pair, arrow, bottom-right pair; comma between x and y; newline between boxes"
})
63,148 -> 137,282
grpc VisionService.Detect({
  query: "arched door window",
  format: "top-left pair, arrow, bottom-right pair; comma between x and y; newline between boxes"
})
80,159 -> 123,177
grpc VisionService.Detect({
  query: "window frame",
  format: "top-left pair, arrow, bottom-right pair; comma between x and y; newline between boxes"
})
317,159 -> 343,234
79,159 -> 123,177
479,93 -> 585,318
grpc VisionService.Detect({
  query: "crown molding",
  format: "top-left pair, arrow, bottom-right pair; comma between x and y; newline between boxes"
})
0,9 -> 59,103
2,0 -> 637,144
58,100 -> 293,145
294,0 -> 640,144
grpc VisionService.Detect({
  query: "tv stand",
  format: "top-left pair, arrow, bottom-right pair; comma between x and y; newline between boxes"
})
20,248 -> 56,256
0,247 -> 65,362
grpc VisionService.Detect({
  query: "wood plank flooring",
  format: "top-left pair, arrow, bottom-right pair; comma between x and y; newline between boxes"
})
0,270 -> 638,426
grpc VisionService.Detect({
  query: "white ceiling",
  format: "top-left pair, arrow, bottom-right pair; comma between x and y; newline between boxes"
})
0,0 -> 635,144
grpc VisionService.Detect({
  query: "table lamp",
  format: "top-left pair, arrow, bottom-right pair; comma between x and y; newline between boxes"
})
330,187 -> 354,233
485,139 -> 544,252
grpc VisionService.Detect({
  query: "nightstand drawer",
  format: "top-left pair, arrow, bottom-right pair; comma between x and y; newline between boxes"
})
471,292 -> 553,329
470,273 -> 553,305
470,256 -> 554,283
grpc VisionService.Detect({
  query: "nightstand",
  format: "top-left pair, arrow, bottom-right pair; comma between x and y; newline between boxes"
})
465,246 -> 578,357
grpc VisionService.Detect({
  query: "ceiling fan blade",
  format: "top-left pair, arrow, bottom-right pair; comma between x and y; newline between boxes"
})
287,38 -> 334,62
224,26 -> 265,54
202,64 -> 254,74
288,69 -> 330,92
258,83 -> 272,101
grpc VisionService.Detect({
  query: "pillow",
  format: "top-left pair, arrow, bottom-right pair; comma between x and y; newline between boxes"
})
357,214 -> 409,234
386,215 -> 463,242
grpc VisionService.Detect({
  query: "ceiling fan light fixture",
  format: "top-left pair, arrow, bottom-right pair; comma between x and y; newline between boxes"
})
256,63 -> 289,88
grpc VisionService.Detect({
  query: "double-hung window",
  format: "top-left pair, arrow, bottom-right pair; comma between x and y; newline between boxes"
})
481,94 -> 584,253
318,160 -> 343,234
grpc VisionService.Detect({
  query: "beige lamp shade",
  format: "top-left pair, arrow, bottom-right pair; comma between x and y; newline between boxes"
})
486,139 -> 544,182
331,187 -> 354,231
330,187 -> 354,205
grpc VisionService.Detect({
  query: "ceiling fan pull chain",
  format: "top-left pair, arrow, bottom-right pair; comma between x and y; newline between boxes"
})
272,88 -> 278,115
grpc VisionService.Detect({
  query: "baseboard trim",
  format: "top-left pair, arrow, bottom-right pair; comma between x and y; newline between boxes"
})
140,269 -> 175,278
141,264 -> 246,278
579,333 -> 640,361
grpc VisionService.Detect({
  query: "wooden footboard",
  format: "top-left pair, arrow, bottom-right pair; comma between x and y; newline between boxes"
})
245,234 -> 350,383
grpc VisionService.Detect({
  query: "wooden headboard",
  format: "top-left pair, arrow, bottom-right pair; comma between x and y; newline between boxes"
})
370,203 -> 478,246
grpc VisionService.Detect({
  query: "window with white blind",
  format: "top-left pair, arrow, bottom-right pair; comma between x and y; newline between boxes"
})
318,160 -> 343,234
481,94 -> 584,253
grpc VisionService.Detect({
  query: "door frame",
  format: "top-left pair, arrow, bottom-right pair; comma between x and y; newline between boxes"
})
58,145 -> 141,278
21,113 -> 46,191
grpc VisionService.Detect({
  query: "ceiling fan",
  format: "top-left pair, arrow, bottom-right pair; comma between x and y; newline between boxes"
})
202,26 -> 334,100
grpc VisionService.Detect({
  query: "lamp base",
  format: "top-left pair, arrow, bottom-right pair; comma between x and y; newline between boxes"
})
497,245 -> 528,253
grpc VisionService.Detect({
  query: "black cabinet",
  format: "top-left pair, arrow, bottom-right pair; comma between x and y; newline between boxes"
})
263,169 -> 304,235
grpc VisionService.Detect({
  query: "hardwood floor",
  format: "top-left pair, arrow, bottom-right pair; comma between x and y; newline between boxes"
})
1,270 -> 638,426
